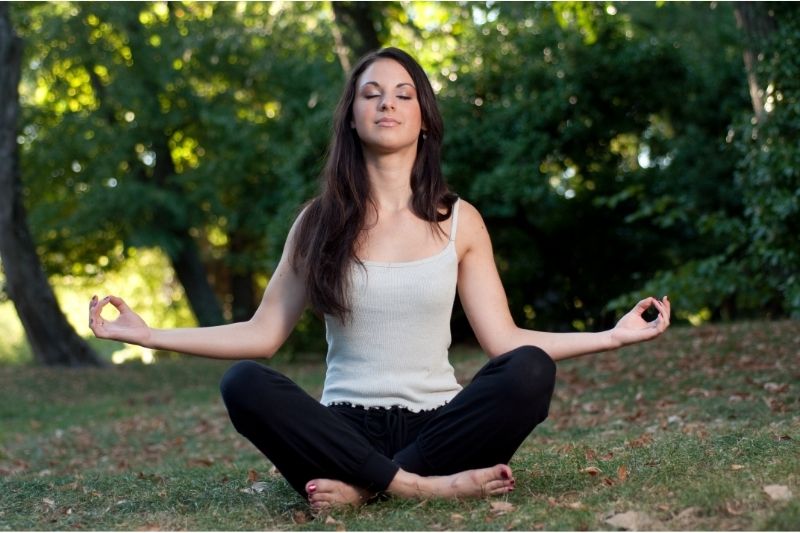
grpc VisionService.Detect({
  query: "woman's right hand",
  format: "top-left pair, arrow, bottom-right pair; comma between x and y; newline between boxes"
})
89,295 -> 152,347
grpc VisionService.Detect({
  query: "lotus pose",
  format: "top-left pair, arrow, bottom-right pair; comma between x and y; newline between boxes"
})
90,47 -> 670,509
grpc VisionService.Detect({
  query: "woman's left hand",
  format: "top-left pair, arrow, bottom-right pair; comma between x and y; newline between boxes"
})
609,296 -> 671,348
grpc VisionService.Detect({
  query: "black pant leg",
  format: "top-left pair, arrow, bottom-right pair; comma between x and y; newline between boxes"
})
393,345 -> 556,476
219,361 -> 399,495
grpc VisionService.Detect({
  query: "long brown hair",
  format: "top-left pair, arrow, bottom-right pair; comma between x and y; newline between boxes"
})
292,47 -> 457,321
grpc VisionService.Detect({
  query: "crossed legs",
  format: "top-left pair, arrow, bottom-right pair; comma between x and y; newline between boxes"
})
220,346 -> 556,508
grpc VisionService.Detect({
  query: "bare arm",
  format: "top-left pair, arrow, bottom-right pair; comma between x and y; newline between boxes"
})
89,215 -> 308,359
455,201 -> 670,361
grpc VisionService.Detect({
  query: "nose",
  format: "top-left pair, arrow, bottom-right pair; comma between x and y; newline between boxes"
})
379,95 -> 395,111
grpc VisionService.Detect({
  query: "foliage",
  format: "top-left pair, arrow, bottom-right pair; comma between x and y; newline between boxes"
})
611,3 -> 800,320
14,2 -> 341,320
5,1 -> 800,346
438,2 -> 746,331
1,320 -> 798,529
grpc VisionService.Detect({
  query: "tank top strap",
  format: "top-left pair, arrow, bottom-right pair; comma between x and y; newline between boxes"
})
449,198 -> 461,242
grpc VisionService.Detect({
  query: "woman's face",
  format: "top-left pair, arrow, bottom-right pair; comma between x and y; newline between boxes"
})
351,58 -> 424,155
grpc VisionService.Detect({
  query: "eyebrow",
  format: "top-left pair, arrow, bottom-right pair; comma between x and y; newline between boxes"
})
361,81 -> 416,90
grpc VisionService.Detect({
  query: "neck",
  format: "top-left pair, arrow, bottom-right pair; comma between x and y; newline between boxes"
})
363,146 -> 416,212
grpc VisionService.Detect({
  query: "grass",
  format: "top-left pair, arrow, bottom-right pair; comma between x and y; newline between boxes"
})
1,320 -> 798,530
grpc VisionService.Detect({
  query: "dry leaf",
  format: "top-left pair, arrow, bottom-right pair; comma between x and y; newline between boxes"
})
730,464 -> 745,471
247,469 -> 258,482
292,510 -> 308,524
763,484 -> 793,501
581,466 -> 602,476
617,464 -> 628,482
764,382 -> 788,393
566,501 -> 584,510
675,506 -> 700,521
450,513 -> 465,523
725,500 -> 744,515
627,433 -> 654,448
600,452 -> 615,461
602,477 -> 615,486
42,498 -> 55,507
241,481 -> 269,494
605,511 -> 656,530
489,501 -> 515,515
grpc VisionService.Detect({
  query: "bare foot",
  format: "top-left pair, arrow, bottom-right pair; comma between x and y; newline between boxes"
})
305,479 -> 373,510
389,464 -> 515,500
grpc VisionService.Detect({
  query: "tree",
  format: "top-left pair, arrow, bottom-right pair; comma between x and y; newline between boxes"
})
0,3 -> 104,367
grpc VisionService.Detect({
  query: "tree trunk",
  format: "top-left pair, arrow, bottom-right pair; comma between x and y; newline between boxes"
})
150,138 -> 225,327
0,4 -> 104,367
734,2 -> 777,122
168,232 -> 225,326
330,1 -> 382,69
229,232 -> 256,323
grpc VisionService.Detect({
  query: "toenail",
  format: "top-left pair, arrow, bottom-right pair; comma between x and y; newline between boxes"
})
307,484 -> 317,493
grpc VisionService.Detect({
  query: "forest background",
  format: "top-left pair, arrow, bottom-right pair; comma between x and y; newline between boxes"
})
1,1 -> 798,367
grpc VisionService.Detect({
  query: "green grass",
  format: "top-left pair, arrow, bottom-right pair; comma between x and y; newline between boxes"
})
1,320 -> 798,530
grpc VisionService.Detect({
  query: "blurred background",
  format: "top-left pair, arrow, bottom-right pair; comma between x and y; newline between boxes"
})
1,1 -> 797,366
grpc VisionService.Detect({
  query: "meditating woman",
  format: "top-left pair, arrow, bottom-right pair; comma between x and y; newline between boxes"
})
89,47 -> 670,509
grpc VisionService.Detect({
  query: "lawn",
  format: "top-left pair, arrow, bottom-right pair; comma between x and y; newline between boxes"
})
1,320 -> 798,530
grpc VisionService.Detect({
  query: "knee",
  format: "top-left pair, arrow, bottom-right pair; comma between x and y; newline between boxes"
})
219,360 -> 264,409
500,346 -> 557,401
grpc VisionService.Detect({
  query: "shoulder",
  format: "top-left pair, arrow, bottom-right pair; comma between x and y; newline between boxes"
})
454,198 -> 491,258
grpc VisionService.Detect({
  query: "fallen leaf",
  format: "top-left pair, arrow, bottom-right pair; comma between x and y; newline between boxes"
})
674,506 -> 700,521
617,464 -> 628,482
605,511 -> 657,531
773,434 -> 792,441
600,452 -> 615,461
581,466 -> 602,476
627,433 -> 654,448
602,477 -> 615,486
247,469 -> 258,483
292,510 -> 308,524
730,464 -> 745,471
764,382 -> 788,393
450,513 -> 464,523
725,500 -> 744,515
42,498 -> 55,507
763,484 -> 792,501
566,501 -> 584,510
585,448 -> 597,461
186,456 -> 214,467
489,501 -> 515,515
240,481 -> 269,494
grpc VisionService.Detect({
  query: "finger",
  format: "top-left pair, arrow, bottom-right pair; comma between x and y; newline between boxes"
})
633,297 -> 655,314
107,295 -> 131,313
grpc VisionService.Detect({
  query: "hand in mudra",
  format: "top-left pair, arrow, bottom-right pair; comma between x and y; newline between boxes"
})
610,296 -> 670,348
89,295 -> 151,346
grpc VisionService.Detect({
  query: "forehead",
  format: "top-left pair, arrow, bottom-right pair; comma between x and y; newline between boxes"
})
357,58 -> 415,88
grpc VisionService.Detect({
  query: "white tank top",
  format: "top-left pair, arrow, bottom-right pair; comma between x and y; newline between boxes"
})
321,199 -> 462,412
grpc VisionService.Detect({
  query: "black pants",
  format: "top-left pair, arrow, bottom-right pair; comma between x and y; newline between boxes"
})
220,345 -> 556,497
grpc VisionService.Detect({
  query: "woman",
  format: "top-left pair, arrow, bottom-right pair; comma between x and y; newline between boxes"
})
89,47 -> 670,509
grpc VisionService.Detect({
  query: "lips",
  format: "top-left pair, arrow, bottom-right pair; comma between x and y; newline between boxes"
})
376,117 -> 400,126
